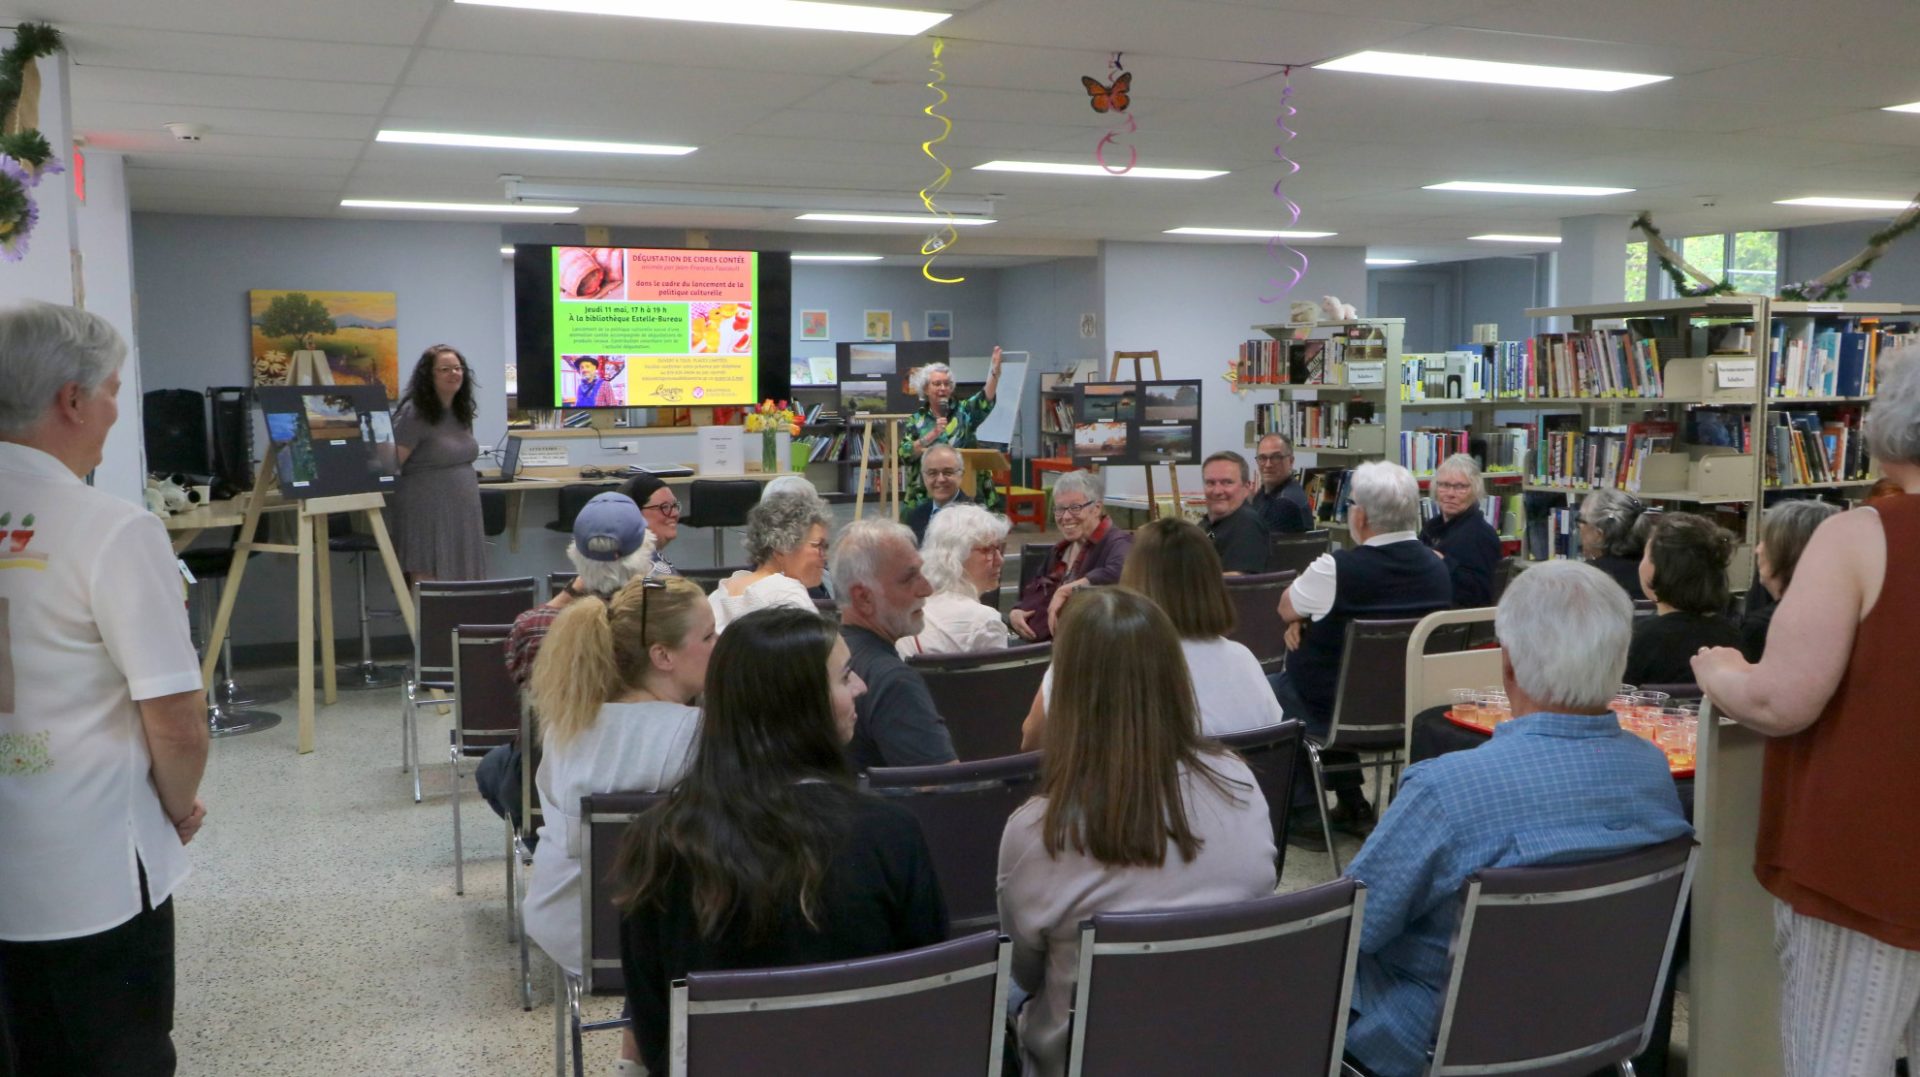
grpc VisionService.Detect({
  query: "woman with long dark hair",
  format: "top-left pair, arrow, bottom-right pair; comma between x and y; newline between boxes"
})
999,587 -> 1276,1077
616,607 -> 947,1075
389,344 -> 486,580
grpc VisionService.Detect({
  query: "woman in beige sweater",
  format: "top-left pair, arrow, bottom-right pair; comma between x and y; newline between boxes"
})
997,587 -> 1277,1076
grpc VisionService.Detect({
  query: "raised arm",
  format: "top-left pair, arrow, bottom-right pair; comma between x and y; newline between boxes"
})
984,346 -> 1003,401
1691,510 -> 1876,735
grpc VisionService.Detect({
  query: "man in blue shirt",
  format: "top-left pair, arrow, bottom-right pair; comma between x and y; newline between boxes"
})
1343,560 -> 1692,1077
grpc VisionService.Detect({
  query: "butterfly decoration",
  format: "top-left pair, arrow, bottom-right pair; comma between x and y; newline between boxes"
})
1080,71 -> 1132,114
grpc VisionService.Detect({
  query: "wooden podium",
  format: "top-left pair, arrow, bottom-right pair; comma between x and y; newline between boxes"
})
198,355 -> 417,753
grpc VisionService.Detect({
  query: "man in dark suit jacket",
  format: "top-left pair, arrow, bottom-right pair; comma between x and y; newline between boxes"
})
904,443 -> 972,543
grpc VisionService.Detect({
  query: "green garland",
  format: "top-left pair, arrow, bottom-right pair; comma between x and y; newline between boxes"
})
1633,212 -> 1736,298
1775,210 -> 1920,303
0,23 -> 61,170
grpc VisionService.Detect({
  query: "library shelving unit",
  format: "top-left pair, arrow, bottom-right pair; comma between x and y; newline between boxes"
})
1761,299 -> 1916,499
1518,296 -> 1773,588
1244,317 -> 1408,538
1038,383 -> 1077,460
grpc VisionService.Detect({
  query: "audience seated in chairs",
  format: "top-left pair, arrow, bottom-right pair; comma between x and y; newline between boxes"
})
1010,469 -> 1131,642
617,607 -> 948,1077
1624,512 -> 1742,686
1418,453 -> 1503,609
898,503 -> 1011,657
998,587 -> 1277,1077
1200,450 -> 1273,575
1578,487 -> 1652,601
1740,499 -> 1839,661
1342,560 -> 1693,1077
1021,517 -> 1283,749
1272,461 -> 1452,841
1250,431 -> 1314,534
706,489 -> 832,632
903,444 -> 975,544
617,473 -> 681,576
833,518 -> 959,769
522,572 -> 712,1073
477,493 -> 659,837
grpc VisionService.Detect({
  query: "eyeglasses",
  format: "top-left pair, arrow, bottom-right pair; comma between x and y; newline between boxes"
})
1433,481 -> 1474,492
806,538 -> 831,554
923,468 -> 961,480
643,498 -> 682,518
637,574 -> 667,642
1255,452 -> 1292,464
972,543 -> 1006,559
1054,500 -> 1096,518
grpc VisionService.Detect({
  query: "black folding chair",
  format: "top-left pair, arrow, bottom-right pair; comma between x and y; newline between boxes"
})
402,577 -> 537,803
1224,570 -> 1298,673
906,642 -> 1052,761
865,752 -> 1042,931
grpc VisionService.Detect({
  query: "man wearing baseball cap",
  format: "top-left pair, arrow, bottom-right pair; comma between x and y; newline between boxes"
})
477,492 -> 658,837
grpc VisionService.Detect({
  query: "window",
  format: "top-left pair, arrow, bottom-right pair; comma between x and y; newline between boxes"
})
1642,230 -> 1781,298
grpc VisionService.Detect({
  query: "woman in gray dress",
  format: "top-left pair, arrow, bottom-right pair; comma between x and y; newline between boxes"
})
390,344 -> 487,581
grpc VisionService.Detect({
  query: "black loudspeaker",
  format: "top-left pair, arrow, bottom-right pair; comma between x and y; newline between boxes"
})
207,386 -> 255,499
142,388 -> 208,478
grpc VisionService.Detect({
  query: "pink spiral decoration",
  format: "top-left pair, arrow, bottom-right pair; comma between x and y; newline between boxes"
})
1260,72 -> 1309,304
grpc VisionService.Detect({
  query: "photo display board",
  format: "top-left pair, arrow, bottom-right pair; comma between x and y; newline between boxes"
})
835,340 -> 949,415
1072,379 -> 1202,466
255,384 -> 399,499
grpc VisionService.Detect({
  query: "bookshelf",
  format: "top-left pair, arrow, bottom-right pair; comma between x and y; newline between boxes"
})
1038,385 -> 1077,458
1762,300 -> 1918,496
1517,295 -> 1772,588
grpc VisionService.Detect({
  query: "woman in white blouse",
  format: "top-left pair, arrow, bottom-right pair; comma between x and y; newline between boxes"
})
898,503 -> 1011,657
708,490 -> 831,631
999,587 -> 1276,1077
524,573 -> 715,1072
1023,517 -> 1285,748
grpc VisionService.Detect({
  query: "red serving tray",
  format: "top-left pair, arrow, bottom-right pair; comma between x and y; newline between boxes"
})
1443,709 -> 1694,778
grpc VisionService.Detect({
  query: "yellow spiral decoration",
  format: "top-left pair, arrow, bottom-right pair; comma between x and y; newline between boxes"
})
918,37 -> 963,284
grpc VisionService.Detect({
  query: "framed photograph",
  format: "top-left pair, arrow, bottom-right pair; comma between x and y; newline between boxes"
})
925,310 -> 952,341
864,309 -> 892,341
800,310 -> 829,341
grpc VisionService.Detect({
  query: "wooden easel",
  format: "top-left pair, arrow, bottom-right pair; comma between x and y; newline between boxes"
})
852,413 -> 911,520
1108,350 -> 1185,520
198,354 -> 416,754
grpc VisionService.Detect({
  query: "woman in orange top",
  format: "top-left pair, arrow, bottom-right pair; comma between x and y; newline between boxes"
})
1693,350 -> 1920,1076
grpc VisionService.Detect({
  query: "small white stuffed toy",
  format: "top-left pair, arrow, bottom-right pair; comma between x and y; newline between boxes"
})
1320,295 -> 1358,321
143,474 -> 202,517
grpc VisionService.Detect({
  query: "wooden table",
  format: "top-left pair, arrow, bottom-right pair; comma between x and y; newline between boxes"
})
488,465 -> 795,551
162,497 -> 292,554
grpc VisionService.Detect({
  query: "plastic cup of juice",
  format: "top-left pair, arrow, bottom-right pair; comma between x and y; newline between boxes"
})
1451,688 -> 1479,721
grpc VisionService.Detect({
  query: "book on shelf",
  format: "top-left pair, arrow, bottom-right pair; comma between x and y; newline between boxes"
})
1401,351 -> 1490,402
1400,427 -> 1470,476
1301,467 -> 1352,525
1687,409 -> 1751,453
1476,428 -> 1531,475
1529,416 -> 1641,491
1239,334 -> 1379,387
1768,319 -> 1915,398
1527,329 -> 1666,399
1622,420 -> 1678,492
1765,408 -> 1869,486
1040,396 -> 1076,435
1255,399 -> 1375,448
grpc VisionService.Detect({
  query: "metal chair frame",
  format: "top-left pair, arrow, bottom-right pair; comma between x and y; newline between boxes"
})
556,791 -> 667,1077
1306,617 -> 1425,874
449,623 -> 520,898
400,577 -> 537,803
1068,881 -> 1366,1077
1424,841 -> 1699,1076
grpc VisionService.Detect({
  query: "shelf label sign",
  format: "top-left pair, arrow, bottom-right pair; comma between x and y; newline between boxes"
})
520,444 -> 571,468
1347,362 -> 1386,386
1806,304 -> 1844,313
1713,359 -> 1758,389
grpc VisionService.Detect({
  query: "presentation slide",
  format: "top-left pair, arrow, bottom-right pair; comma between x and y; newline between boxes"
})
550,247 -> 759,408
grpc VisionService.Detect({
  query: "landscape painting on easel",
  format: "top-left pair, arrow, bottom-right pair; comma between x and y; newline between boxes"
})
249,290 -> 400,398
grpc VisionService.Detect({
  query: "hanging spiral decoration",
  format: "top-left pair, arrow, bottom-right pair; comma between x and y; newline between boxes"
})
1261,69 -> 1309,304
917,37 -> 964,284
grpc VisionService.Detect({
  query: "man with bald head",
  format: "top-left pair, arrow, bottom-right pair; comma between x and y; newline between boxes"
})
903,442 -> 973,544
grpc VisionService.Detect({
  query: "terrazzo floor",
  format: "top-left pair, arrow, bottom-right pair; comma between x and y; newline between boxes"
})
171,663 -> 1362,1077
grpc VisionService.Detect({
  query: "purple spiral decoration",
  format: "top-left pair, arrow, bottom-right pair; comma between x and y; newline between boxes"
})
1261,72 -> 1309,304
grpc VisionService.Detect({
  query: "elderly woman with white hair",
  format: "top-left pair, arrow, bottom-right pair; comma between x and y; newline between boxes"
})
1273,460 -> 1453,840
708,490 -> 833,631
898,504 -> 1011,657
900,345 -> 1005,511
1418,452 -> 1504,607
1009,469 -> 1133,643
1692,352 -> 1920,1074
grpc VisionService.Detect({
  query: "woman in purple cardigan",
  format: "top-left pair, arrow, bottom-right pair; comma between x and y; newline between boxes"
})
1010,470 -> 1132,642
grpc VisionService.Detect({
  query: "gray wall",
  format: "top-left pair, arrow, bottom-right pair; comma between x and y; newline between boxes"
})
1783,219 -> 1920,303
1367,254 -> 1547,350
784,264 -> 1001,365
996,257 -> 1103,453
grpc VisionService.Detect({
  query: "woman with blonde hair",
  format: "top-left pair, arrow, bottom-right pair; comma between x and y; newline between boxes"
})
898,503 -> 1011,656
999,587 -> 1277,1077
522,573 -> 714,1030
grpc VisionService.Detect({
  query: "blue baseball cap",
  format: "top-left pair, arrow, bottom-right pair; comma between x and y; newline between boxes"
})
573,492 -> 649,562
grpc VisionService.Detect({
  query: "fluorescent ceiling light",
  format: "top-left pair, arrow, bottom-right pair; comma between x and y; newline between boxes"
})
378,129 -> 695,156
796,212 -> 995,226
1775,196 -> 1916,210
792,253 -> 884,262
454,0 -> 948,35
1165,227 -> 1337,238
1425,180 -> 1633,196
1882,100 -> 1920,113
1471,233 -> 1561,244
974,160 -> 1227,180
342,198 -> 577,214
1367,258 -> 1417,266
1316,50 -> 1669,92
501,246 -> 516,255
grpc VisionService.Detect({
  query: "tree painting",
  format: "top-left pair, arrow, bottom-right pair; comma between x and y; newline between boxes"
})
248,290 -> 399,397
258,292 -> 336,350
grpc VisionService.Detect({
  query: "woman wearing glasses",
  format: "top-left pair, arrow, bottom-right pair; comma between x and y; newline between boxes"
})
707,490 -> 833,632
620,473 -> 682,575
898,504 -> 1012,656
900,346 -> 1005,511
522,572 -> 715,1073
1418,453 -> 1504,608
389,344 -> 487,580
1009,470 -> 1132,642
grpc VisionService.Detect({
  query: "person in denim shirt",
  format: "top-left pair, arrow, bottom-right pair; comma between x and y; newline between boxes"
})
1343,560 -> 1692,1077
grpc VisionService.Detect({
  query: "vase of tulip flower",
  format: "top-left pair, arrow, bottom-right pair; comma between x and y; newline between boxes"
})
745,399 -> 803,473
